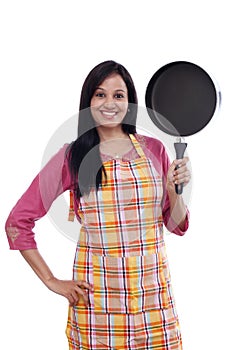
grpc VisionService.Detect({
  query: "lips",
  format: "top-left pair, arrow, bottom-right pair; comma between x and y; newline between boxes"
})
100,110 -> 118,119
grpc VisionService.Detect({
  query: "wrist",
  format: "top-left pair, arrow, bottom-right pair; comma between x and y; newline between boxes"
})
45,275 -> 57,285
166,184 -> 179,199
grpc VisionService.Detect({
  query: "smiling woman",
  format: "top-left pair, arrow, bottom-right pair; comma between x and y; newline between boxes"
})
5,60 -> 190,350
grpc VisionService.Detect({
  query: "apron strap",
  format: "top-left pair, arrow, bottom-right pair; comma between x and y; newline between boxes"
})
68,190 -> 75,222
129,133 -> 146,158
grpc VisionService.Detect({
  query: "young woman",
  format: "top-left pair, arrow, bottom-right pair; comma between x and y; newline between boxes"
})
5,60 -> 190,349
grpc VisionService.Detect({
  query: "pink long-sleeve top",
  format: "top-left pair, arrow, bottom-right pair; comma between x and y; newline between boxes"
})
5,133 -> 189,250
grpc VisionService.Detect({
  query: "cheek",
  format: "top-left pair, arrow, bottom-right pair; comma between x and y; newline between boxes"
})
118,101 -> 128,114
90,107 -> 99,124
90,98 -> 101,119
90,96 -> 100,109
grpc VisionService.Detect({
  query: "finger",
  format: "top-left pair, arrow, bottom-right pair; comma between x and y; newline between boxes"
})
174,172 -> 191,185
174,161 -> 190,176
170,159 -> 187,175
77,280 -> 94,291
174,157 -> 189,168
74,286 -> 89,307
174,168 -> 190,179
71,290 -> 80,305
178,174 -> 191,186
68,293 -> 78,306
183,174 -> 191,186
174,169 -> 190,180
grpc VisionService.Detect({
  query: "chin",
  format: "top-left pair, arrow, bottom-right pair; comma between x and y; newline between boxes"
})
98,122 -> 122,129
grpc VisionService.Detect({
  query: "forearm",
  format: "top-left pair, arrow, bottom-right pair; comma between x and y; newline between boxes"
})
20,249 -> 54,287
19,249 -> 93,306
165,156 -> 190,231
167,190 -> 187,230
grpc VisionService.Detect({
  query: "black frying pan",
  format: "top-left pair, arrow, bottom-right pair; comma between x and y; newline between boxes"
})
145,61 -> 220,194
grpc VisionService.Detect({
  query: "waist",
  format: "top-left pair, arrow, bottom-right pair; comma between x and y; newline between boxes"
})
77,225 -> 165,258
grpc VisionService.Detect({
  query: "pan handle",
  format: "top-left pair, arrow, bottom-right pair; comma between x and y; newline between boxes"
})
174,140 -> 187,195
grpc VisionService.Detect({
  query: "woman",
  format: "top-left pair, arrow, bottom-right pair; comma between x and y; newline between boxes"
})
5,60 -> 190,349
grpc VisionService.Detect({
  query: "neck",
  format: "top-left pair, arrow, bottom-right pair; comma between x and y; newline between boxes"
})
97,126 -> 129,142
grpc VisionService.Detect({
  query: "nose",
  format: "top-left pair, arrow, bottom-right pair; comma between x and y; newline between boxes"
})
103,96 -> 116,110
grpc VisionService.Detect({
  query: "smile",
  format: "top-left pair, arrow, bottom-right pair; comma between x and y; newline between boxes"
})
100,111 -> 118,118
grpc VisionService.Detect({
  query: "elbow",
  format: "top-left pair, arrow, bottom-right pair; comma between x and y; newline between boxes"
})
163,213 -> 189,236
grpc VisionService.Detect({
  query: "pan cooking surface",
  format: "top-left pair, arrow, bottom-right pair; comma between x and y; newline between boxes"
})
145,61 -> 217,136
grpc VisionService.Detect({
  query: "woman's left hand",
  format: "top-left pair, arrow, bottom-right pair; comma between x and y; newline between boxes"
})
166,157 -> 191,194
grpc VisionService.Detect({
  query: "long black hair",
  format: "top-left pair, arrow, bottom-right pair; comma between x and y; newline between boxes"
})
68,60 -> 138,200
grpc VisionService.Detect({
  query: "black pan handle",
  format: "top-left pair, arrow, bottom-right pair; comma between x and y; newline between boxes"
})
174,140 -> 187,195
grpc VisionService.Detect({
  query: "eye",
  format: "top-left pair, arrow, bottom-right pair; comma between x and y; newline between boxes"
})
95,92 -> 105,98
115,93 -> 125,99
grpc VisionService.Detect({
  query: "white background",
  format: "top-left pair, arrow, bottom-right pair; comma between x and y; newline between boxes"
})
0,1 -> 232,349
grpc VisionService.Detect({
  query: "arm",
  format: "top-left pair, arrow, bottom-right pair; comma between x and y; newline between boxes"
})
20,249 -> 92,306
141,134 -> 190,235
5,144 -> 71,250
166,157 -> 190,231
20,249 -> 54,284
5,144 -> 92,305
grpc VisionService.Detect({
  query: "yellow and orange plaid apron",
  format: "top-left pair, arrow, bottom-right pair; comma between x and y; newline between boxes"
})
66,134 -> 182,349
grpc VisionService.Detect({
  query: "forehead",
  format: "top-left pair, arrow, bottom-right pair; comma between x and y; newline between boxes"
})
98,73 -> 127,91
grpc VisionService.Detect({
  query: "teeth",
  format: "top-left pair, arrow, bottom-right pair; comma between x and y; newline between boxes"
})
102,111 -> 116,116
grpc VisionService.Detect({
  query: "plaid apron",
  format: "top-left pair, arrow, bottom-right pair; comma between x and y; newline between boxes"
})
66,134 -> 182,349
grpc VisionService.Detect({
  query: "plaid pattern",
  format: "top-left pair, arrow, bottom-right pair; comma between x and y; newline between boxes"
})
92,253 -> 169,314
66,134 -> 182,349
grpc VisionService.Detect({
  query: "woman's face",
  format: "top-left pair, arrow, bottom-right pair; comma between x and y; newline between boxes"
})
90,73 -> 128,129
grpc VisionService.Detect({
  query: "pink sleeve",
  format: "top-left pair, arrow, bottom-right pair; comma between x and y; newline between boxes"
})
141,134 -> 189,236
5,144 -> 73,250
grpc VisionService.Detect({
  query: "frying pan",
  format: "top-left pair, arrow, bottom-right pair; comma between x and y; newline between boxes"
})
145,61 -> 221,194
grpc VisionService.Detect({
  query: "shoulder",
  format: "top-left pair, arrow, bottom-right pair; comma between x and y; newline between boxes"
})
43,143 -> 71,166
134,133 -> 166,155
134,133 -> 170,176
40,142 -> 71,180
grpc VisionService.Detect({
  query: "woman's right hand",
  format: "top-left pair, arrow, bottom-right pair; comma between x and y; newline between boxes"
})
46,277 -> 93,307
19,249 -> 93,307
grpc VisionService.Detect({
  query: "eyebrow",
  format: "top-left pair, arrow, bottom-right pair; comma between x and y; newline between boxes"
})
96,87 -> 127,93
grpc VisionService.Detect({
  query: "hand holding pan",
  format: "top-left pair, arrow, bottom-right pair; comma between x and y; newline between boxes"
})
145,61 -> 221,194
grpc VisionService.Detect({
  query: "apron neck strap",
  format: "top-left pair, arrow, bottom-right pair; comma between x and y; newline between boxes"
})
129,133 -> 146,158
